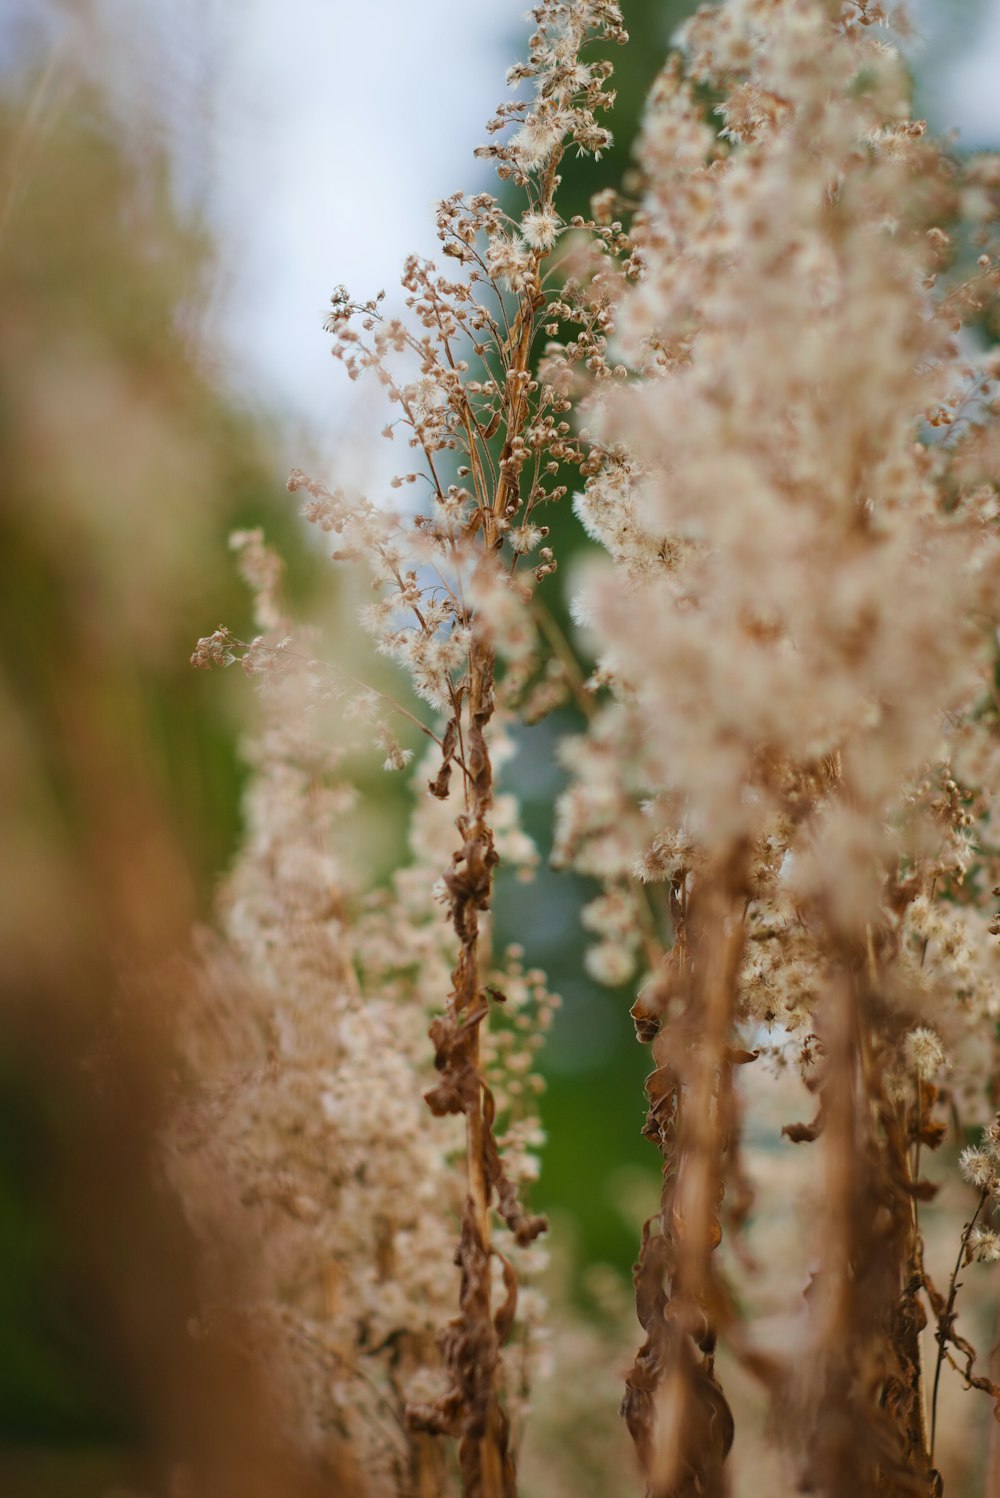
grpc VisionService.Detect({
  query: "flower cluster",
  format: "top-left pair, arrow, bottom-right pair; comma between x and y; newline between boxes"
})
185,1 -> 1000,1493
552,0 -> 1000,1489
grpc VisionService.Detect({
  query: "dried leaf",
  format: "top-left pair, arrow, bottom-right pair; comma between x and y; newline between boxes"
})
781,1107 -> 825,1145
906,1177 -> 940,1202
429,717 -> 459,800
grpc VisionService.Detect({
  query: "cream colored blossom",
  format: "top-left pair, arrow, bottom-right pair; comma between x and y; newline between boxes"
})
903,1027 -> 946,1080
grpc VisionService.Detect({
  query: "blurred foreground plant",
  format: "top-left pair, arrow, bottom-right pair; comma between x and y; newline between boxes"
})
0,44 -> 347,1498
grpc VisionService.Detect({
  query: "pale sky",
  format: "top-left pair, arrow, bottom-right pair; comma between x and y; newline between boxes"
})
196,0 -> 519,460
5,0 -> 1000,460
192,0 -> 1000,457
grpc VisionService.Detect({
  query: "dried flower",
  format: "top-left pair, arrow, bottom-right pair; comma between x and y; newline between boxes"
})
960,1147 -> 996,1190
968,1226 -> 1000,1263
904,1027 -> 946,1080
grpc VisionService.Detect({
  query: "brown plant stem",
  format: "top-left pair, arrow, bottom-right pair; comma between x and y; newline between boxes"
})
808,963 -> 867,1496
463,641 -> 507,1498
411,1433 -> 445,1498
929,1189 -> 988,1461
986,1329 -> 1000,1498
623,859 -> 746,1498
802,950 -> 939,1498
880,1089 -> 934,1484
414,218 -> 557,1490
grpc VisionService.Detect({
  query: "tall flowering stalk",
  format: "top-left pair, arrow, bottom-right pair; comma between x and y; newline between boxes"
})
560,1 -> 1000,1493
192,4 -> 629,1493
304,7 -> 631,1489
